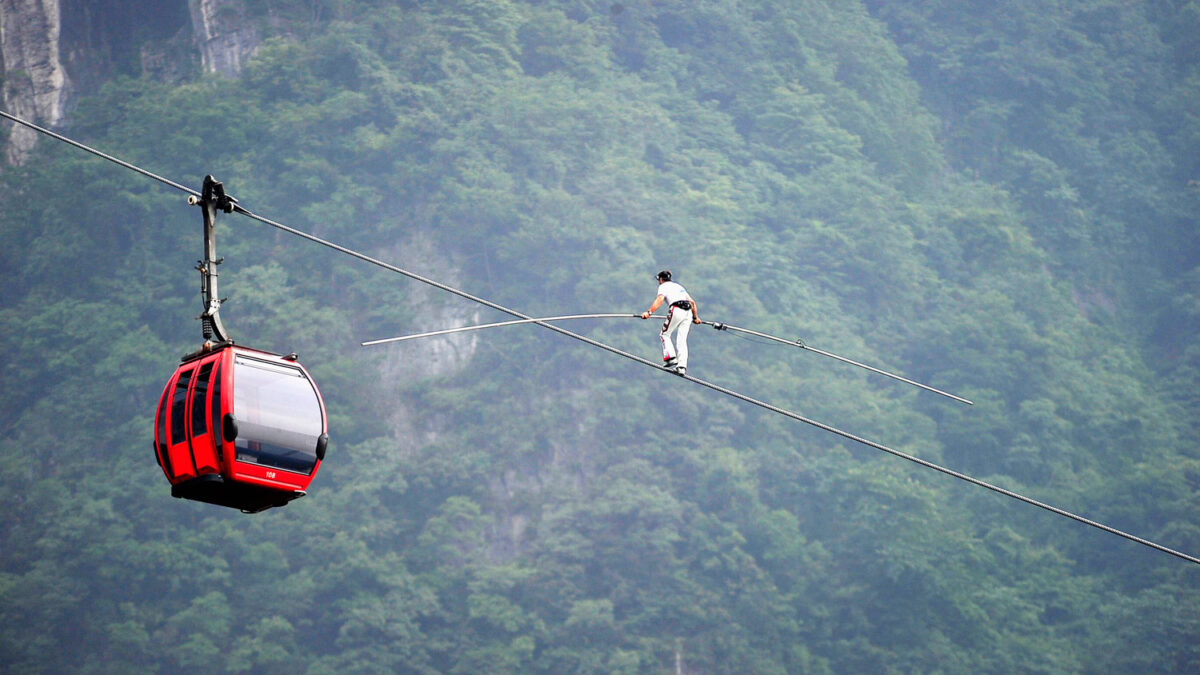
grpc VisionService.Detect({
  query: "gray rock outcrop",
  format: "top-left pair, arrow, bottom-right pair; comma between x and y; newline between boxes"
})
1,0 -> 260,163
0,0 -> 69,164
188,0 -> 259,78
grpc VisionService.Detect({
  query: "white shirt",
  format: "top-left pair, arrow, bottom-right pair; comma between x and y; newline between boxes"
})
657,281 -> 691,306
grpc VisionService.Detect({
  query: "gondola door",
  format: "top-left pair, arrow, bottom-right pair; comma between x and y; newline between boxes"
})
154,351 -> 223,485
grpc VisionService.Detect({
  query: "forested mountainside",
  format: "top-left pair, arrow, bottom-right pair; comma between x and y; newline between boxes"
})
1,1 -> 1198,672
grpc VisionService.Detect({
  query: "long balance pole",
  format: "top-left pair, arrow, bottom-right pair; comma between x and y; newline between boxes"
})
364,314 -> 972,406
361,314 -> 653,346
704,321 -> 973,406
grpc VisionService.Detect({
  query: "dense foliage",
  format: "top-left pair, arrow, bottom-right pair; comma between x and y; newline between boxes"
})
2,0 -> 1198,672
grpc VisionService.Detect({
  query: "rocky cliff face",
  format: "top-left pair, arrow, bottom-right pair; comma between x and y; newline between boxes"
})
0,0 -> 69,164
375,231 -> 481,386
188,0 -> 259,78
1,0 -> 259,163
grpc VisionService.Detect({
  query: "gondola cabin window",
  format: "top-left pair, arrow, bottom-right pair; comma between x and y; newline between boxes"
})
232,355 -> 324,475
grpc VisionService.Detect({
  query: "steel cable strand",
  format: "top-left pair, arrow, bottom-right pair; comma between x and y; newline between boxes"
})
5,107 -> 1196,565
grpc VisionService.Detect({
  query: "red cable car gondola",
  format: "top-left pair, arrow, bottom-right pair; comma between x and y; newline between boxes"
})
154,344 -> 328,512
154,176 -> 329,512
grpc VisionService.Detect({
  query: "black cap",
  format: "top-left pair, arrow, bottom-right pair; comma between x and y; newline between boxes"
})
656,270 -> 672,282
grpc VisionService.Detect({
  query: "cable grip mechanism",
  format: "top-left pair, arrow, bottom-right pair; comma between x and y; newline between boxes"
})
190,175 -> 238,345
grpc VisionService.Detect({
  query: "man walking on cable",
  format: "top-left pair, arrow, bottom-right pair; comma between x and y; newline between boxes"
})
641,270 -> 701,374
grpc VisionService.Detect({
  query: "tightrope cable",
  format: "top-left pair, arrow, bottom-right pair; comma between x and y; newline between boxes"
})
1,109 -> 199,196
228,208 -> 1200,566
5,108 -> 1196,566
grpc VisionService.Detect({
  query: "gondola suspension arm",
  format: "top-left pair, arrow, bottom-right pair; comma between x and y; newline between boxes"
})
189,175 -> 238,344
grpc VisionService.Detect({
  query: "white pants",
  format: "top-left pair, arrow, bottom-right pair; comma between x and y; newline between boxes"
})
660,306 -> 692,367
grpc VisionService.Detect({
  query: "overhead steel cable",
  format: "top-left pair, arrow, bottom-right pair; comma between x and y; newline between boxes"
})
0,109 -> 200,197
5,108 -> 1198,566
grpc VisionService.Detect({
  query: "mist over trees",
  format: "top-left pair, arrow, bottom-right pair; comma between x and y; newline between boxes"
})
1,0 -> 1198,672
